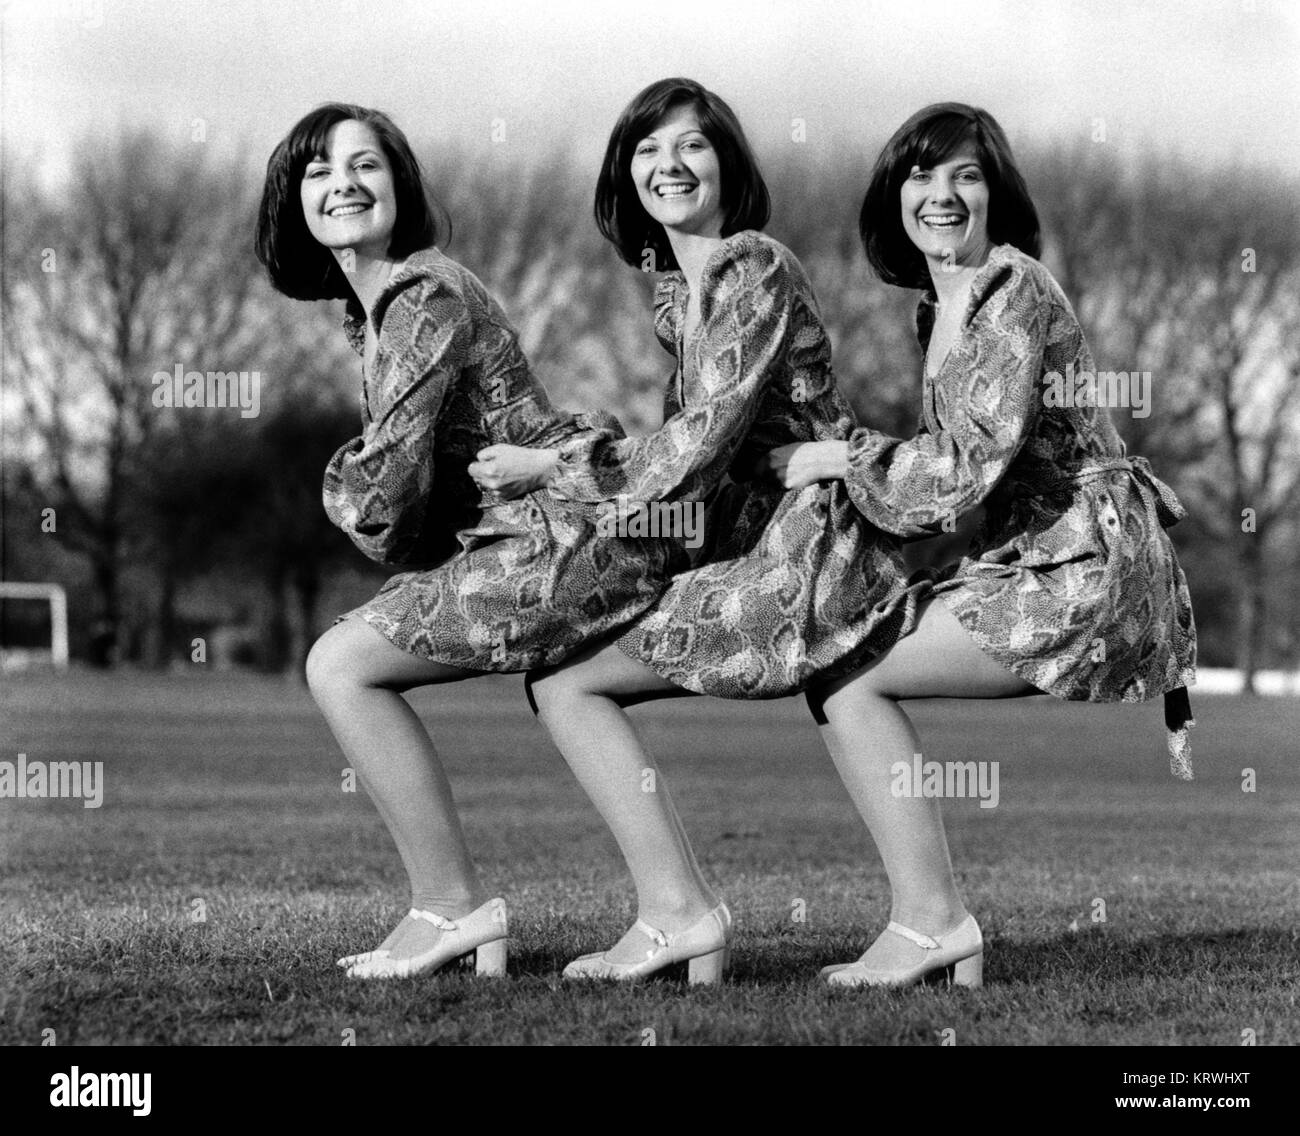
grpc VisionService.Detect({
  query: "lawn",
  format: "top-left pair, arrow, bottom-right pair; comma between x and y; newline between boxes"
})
1,669 -> 1296,1046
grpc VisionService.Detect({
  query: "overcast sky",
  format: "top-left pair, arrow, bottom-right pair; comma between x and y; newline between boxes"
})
4,0 -> 1299,186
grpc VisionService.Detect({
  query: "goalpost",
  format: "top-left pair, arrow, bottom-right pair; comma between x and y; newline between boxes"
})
0,582 -> 70,670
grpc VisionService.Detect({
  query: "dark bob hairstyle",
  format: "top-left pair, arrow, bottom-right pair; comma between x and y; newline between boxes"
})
255,103 -> 451,301
594,78 -> 770,272
859,102 -> 1040,289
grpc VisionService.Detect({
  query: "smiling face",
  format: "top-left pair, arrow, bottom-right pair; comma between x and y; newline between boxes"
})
900,149 -> 991,267
629,104 -> 725,240
299,119 -> 397,259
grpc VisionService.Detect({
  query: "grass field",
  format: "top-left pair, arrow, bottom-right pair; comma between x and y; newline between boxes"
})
1,670 -> 1296,1046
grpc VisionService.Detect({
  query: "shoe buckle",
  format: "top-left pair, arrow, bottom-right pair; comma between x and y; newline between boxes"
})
408,907 -> 458,931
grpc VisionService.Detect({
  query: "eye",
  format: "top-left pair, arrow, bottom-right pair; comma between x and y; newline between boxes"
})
909,169 -> 931,183
635,143 -> 657,156
305,167 -> 328,179
957,168 -> 983,182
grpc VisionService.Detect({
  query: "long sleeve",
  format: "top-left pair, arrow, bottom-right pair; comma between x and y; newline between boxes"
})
547,236 -> 795,505
323,278 -> 471,564
845,258 -> 1051,538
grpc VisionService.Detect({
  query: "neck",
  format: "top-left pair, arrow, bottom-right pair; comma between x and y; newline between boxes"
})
925,240 -> 992,307
340,249 -> 403,323
667,229 -> 724,290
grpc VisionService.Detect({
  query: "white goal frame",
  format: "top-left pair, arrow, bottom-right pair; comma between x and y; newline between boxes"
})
0,582 -> 69,670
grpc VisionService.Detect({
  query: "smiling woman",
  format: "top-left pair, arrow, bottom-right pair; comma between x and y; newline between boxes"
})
472,78 -> 923,985
300,123 -> 398,260
758,101 -> 1197,989
251,103 -> 684,981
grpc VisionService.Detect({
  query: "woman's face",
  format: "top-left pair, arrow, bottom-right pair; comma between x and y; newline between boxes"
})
899,149 -> 990,266
300,119 -> 397,259
630,104 -> 724,240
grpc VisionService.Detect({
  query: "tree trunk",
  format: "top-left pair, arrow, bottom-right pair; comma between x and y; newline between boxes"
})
88,553 -> 120,667
287,564 -> 320,683
1236,539 -> 1265,695
152,559 -> 177,668
263,565 -> 292,673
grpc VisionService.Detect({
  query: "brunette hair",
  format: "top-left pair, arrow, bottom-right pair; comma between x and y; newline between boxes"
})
256,102 -> 450,300
594,78 -> 770,271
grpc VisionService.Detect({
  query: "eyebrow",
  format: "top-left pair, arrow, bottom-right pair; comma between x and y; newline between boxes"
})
638,128 -> 706,143
306,148 -> 383,163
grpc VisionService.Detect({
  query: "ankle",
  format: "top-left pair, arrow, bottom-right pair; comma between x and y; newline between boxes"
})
409,889 -> 490,921
888,900 -> 970,936
637,891 -> 720,933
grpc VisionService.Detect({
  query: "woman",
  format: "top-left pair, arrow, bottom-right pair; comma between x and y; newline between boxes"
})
759,103 -> 1197,986
475,79 -> 922,983
254,103 -> 684,979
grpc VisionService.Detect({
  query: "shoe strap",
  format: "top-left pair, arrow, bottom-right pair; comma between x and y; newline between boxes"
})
407,907 -> 458,930
886,921 -> 940,950
631,919 -> 669,948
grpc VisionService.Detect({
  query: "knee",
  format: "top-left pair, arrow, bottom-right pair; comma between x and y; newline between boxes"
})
305,621 -> 360,700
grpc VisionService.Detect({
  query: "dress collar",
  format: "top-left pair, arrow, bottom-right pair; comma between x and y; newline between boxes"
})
340,248 -> 443,357
918,243 -> 1021,327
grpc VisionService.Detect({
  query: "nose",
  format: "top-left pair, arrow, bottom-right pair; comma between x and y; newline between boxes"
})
929,172 -> 957,202
327,166 -> 362,198
657,147 -> 687,176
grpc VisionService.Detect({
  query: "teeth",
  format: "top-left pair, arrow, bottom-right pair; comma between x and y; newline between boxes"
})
656,185 -> 695,196
329,204 -> 369,216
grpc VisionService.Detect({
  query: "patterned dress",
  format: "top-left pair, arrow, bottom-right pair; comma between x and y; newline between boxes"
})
547,231 -> 923,698
844,244 -> 1197,775
323,248 -> 683,671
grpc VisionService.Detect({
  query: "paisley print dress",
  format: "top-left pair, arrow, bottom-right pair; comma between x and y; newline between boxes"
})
844,244 -> 1197,775
547,231 -> 923,698
324,248 -> 683,671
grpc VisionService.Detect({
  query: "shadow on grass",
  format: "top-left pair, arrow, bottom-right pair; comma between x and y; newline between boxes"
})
494,925 -> 1299,987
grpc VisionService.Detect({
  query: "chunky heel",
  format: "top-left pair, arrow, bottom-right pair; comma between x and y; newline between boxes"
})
950,951 -> 983,988
474,937 -> 508,977
687,945 -> 728,985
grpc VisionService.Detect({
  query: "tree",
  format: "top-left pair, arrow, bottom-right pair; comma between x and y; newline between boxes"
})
2,133 -> 263,662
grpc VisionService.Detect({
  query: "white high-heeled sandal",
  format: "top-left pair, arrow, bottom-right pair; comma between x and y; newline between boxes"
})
341,898 -> 509,980
823,914 -> 983,989
562,903 -> 732,985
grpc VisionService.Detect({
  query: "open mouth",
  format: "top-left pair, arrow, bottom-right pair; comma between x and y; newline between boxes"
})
328,202 -> 371,217
654,183 -> 697,198
920,213 -> 966,232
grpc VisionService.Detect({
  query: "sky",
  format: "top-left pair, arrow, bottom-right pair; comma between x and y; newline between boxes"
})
3,0 -> 1299,187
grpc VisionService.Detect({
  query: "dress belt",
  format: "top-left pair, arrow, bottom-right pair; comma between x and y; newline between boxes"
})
1001,455 -> 1187,529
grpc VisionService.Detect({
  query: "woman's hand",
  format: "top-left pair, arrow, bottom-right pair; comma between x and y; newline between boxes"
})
468,444 -> 559,499
751,440 -> 850,490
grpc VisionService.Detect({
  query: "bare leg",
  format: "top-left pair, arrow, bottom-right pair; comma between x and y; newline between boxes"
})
807,599 -> 1037,972
306,616 -> 488,961
527,641 -> 721,965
